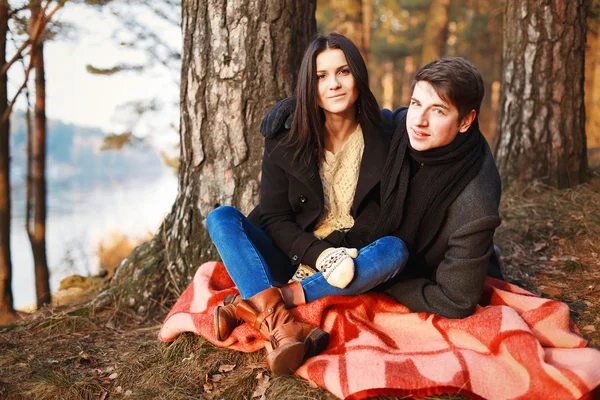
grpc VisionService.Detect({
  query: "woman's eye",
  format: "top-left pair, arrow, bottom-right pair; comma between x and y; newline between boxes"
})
317,74 -> 326,80
339,68 -> 350,75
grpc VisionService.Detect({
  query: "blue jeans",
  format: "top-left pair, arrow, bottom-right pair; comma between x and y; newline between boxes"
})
207,206 -> 408,301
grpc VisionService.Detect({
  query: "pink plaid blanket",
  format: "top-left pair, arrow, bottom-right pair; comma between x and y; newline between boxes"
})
159,262 -> 600,399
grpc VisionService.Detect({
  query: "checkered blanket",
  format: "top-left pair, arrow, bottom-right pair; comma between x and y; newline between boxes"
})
159,261 -> 600,400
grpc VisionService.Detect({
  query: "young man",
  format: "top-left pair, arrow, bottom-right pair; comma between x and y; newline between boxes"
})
374,57 -> 502,318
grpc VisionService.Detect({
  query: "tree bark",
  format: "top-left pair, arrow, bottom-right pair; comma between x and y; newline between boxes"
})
585,17 -> 600,149
421,0 -> 451,65
28,0 -> 51,307
0,0 -> 16,323
495,0 -> 588,189
94,0 -> 317,316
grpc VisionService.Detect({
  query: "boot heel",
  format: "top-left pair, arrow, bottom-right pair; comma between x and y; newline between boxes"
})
266,342 -> 306,376
304,328 -> 329,357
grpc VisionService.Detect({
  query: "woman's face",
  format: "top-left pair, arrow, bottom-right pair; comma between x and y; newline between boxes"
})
315,48 -> 359,118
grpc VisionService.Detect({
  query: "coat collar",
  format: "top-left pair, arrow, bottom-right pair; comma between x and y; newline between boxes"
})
351,125 -> 390,215
280,124 -> 390,215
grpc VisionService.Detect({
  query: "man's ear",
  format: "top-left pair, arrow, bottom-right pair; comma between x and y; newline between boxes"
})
458,109 -> 477,133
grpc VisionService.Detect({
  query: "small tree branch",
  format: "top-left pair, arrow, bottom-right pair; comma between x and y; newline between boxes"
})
2,60 -> 33,123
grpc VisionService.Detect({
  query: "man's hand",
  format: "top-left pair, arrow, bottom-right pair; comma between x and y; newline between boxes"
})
260,97 -> 296,138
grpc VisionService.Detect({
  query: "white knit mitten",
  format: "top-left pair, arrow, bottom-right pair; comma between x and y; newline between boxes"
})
315,247 -> 358,288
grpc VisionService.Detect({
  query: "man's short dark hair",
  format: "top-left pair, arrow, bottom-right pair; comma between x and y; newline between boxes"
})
413,57 -> 485,121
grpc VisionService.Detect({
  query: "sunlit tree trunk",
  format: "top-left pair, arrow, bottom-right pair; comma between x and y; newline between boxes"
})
0,0 -> 16,324
28,0 -> 51,307
331,0 -> 366,58
381,60 -> 393,109
94,0 -> 317,315
421,0 -> 451,64
361,0 -> 372,63
585,19 -> 600,149
495,0 -> 588,189
401,56 -> 416,105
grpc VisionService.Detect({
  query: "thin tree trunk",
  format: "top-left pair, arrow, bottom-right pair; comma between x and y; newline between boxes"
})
381,60 -> 393,109
361,0 -> 372,63
94,0 -> 317,316
421,0 -> 451,65
28,0 -> 50,307
331,0 -> 366,58
495,0 -> 588,189
585,20 -> 600,149
0,0 -> 16,323
401,56 -> 416,105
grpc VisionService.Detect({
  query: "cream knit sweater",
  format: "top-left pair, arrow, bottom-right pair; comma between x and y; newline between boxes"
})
291,124 -> 364,282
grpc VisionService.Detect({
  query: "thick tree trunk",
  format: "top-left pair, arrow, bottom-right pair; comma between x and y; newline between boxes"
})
421,0 -> 451,65
28,0 -> 51,307
495,0 -> 588,189
0,1 -> 16,323
95,0 -> 317,316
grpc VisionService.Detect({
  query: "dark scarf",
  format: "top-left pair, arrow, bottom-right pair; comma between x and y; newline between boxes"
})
372,115 -> 486,255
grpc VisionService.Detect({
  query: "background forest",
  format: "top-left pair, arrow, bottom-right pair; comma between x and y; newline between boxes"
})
0,0 -> 600,399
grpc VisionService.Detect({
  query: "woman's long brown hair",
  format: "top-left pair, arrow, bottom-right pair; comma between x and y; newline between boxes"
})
286,33 -> 381,164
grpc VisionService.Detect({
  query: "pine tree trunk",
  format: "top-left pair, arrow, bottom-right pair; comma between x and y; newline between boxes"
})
495,0 -> 588,189
95,0 -> 317,316
0,1 -> 16,323
28,0 -> 51,307
585,19 -> 600,149
421,0 -> 451,65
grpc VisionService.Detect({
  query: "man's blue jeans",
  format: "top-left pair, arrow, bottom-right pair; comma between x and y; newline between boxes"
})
207,206 -> 408,302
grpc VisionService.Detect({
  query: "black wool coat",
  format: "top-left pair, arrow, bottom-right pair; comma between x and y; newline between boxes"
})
253,124 -> 391,281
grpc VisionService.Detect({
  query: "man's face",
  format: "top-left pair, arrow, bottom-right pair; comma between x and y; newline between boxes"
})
406,81 -> 472,151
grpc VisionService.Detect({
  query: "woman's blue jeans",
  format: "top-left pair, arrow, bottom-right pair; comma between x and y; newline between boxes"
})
206,206 -> 408,302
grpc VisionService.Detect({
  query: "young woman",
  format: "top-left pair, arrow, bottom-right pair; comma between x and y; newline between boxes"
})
206,33 -> 408,376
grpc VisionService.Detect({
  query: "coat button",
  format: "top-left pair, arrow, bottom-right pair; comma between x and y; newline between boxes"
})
299,195 -> 307,203
292,255 -> 298,261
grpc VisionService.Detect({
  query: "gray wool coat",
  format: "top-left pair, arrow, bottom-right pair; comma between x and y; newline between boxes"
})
380,139 -> 502,319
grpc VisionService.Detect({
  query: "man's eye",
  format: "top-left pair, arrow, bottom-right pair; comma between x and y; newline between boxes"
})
410,100 -> 419,106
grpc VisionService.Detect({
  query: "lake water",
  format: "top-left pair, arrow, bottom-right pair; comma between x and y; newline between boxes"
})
10,171 -> 179,310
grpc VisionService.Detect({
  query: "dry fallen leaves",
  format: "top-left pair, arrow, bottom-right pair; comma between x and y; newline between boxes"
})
252,371 -> 270,399
218,363 -> 236,373
541,286 -> 563,297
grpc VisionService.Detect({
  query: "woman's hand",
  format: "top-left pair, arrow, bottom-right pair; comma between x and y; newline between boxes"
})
316,247 -> 358,288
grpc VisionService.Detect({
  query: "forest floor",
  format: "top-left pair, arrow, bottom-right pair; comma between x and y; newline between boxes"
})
1,167 -> 599,400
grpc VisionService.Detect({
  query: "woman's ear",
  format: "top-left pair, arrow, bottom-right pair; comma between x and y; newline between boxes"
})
459,109 -> 477,133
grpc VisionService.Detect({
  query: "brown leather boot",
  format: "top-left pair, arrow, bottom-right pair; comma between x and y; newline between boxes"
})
235,287 -> 321,375
214,283 -> 329,357
214,294 -> 242,341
